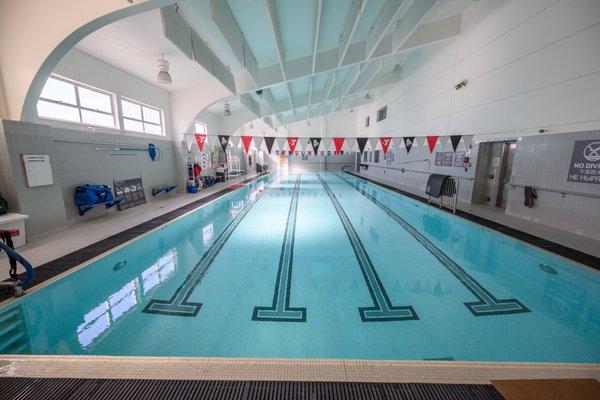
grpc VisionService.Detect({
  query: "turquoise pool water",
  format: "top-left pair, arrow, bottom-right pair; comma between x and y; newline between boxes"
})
1,173 -> 599,362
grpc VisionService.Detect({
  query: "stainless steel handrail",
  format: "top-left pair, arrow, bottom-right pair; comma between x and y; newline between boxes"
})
509,183 -> 600,199
360,163 -> 474,181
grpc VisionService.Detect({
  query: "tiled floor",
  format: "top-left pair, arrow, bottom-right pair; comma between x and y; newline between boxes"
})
0,356 -> 599,384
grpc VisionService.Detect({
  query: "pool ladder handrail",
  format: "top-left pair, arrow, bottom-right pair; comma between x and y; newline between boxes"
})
0,239 -> 35,297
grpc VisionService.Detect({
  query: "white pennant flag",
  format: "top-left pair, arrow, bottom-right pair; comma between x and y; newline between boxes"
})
254,137 -> 265,152
368,137 -> 378,152
394,137 -> 405,148
184,134 -> 195,153
230,136 -> 241,149
462,135 -> 474,149
347,138 -> 359,152
275,137 -> 286,152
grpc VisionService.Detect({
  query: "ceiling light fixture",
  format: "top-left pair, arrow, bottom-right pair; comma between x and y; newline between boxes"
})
157,55 -> 172,84
224,102 -> 231,117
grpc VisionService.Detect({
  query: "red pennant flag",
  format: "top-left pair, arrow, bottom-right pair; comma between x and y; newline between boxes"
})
380,137 -> 392,155
426,135 -> 439,153
241,136 -> 253,153
194,134 -> 207,151
287,137 -> 299,153
333,137 -> 345,153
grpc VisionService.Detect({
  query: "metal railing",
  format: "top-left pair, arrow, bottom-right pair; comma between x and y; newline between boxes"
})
509,182 -> 600,200
0,240 -> 35,297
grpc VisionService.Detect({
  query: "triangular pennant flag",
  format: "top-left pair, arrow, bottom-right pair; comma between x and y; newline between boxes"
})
184,135 -> 194,152
231,136 -> 241,149
310,137 -> 322,154
416,136 -> 427,151
295,139 -> 304,152
194,134 -> 207,152
321,138 -> 333,152
287,137 -> 299,153
345,138 -> 357,152
264,137 -> 275,154
275,137 -> 286,151
254,137 -> 265,152
462,135 -> 474,149
218,135 -> 229,153
241,136 -> 253,153
403,137 -> 415,154
450,135 -> 462,152
395,137 -> 405,148
426,136 -> 438,153
333,137 -> 345,153
368,138 -> 378,152
379,137 -> 392,155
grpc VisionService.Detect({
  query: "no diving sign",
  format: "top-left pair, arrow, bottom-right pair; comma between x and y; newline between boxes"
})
567,139 -> 600,184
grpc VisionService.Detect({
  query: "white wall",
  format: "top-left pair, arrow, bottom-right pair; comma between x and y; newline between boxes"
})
355,0 -> 600,139
48,48 -> 174,135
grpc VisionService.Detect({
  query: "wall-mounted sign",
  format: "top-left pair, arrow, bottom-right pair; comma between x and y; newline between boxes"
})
22,154 -> 54,187
434,152 -> 444,166
567,139 -> 600,184
443,151 -> 454,166
453,151 -> 466,167
114,177 -> 147,210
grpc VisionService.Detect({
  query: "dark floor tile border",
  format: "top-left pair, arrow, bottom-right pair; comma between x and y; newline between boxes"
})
344,171 -> 600,270
0,378 -> 506,400
0,174 -> 266,302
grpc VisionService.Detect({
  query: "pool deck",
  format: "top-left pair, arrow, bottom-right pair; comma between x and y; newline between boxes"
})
0,355 -> 599,385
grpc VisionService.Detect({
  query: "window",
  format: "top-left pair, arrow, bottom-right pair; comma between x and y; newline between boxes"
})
374,150 -> 380,163
37,75 -> 117,128
195,121 -> 207,135
377,105 -> 387,122
120,97 -> 164,135
365,116 -> 370,127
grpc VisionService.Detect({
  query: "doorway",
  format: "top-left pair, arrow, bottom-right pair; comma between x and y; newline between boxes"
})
497,142 -> 517,208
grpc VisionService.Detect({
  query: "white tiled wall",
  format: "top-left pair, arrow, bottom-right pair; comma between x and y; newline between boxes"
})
0,119 -> 179,238
506,130 -> 600,240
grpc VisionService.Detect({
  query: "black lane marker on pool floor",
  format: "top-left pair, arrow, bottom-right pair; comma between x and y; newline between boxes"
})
335,173 -> 530,317
317,174 -> 418,322
142,180 -> 274,317
252,175 -> 306,322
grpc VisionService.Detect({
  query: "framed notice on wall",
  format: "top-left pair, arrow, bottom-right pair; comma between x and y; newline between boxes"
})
567,139 -> 600,184
453,151 -> 466,167
113,177 -> 147,210
443,151 -> 454,166
434,152 -> 444,166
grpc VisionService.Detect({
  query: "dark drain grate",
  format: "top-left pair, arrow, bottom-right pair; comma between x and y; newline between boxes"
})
0,378 -> 506,400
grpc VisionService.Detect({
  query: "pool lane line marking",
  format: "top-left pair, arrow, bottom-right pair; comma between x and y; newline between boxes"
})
252,175 -> 306,322
142,179 -> 275,317
317,174 -> 418,322
335,173 -> 530,317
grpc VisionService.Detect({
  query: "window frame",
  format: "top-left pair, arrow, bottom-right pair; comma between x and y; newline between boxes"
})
194,121 -> 207,135
37,74 -> 118,129
365,116 -> 370,127
119,96 -> 165,136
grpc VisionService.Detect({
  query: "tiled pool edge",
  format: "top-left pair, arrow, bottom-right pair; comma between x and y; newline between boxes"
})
0,355 -> 598,384
0,174 -> 268,304
343,170 -> 600,271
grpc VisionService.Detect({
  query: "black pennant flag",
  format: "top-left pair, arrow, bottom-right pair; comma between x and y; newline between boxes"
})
356,137 -> 369,153
264,137 -> 275,154
403,137 -> 415,154
450,135 -> 462,152
218,135 -> 230,153
310,137 -> 321,154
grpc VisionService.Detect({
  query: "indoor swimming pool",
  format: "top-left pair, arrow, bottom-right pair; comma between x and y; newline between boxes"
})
0,173 -> 598,363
